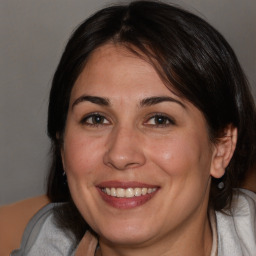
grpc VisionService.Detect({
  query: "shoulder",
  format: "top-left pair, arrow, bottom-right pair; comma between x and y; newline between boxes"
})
232,188 -> 256,212
216,189 -> 256,255
0,195 -> 50,256
10,202 -> 77,256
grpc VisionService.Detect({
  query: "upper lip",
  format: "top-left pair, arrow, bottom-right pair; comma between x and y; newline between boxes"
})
97,180 -> 159,189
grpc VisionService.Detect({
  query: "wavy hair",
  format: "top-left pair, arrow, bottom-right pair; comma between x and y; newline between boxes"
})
47,0 -> 256,241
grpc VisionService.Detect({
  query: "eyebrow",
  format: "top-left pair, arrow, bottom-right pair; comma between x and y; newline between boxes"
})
72,95 -> 110,109
72,95 -> 185,109
140,96 -> 185,108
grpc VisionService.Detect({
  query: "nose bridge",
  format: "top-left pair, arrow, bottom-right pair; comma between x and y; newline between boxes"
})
103,124 -> 146,170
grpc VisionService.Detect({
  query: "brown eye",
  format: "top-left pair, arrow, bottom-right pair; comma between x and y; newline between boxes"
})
91,115 -> 105,124
145,114 -> 175,127
154,116 -> 170,125
81,113 -> 110,126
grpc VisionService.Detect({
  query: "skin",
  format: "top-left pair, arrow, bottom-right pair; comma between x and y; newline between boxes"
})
61,43 -> 237,256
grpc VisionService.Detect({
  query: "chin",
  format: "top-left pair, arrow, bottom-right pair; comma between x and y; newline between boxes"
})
95,219 -> 156,246
100,230 -> 152,246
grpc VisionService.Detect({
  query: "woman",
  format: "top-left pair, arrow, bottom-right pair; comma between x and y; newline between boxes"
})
11,1 -> 256,255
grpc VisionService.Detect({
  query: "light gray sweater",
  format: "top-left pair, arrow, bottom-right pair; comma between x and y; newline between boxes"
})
11,189 -> 256,256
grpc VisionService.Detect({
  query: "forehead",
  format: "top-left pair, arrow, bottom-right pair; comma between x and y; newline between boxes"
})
68,43 -> 209,138
71,43 -> 176,101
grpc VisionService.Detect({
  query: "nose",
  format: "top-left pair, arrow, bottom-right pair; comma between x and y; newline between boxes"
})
103,126 -> 146,170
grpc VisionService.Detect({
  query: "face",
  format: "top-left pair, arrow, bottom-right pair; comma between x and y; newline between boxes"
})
61,44 -> 216,248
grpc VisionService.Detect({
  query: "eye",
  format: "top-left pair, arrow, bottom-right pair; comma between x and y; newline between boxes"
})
81,113 -> 110,126
145,114 -> 175,127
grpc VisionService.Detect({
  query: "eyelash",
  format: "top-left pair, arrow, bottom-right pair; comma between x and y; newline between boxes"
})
80,112 -> 111,127
80,112 -> 175,128
144,113 -> 176,127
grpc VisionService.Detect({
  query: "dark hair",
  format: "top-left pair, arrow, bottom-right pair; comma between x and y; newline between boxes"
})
47,0 -> 256,241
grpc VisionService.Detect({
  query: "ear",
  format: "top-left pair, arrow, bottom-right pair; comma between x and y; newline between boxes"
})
210,125 -> 237,178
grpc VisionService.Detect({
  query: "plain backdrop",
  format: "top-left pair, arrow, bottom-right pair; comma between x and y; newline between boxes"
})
1,0 -> 255,205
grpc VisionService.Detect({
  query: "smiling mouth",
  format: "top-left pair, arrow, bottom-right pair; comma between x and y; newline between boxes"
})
97,182 -> 159,209
101,187 -> 157,198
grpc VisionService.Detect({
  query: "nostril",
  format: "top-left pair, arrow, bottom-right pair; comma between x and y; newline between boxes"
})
103,148 -> 146,170
104,157 -> 144,171
103,128 -> 146,170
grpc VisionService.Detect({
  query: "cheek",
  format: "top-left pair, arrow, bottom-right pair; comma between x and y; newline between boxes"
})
62,131 -> 105,176
148,133 -> 212,179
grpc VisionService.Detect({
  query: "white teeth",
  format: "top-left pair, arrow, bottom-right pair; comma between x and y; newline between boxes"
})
106,188 -> 111,195
125,188 -> 135,198
134,188 -> 142,197
116,188 -> 125,197
141,188 -> 147,195
110,188 -> 116,197
102,187 -> 157,198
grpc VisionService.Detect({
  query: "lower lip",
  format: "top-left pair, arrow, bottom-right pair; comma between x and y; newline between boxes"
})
97,188 -> 158,209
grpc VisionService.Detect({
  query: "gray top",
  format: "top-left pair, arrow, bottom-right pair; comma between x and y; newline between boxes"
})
11,189 -> 256,256
11,203 -> 77,256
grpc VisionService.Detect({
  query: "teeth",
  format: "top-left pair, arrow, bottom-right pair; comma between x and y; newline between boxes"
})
111,188 -> 116,197
141,188 -> 147,195
134,188 -> 142,197
102,187 -> 157,198
116,188 -> 125,198
125,188 -> 134,198
106,188 -> 111,195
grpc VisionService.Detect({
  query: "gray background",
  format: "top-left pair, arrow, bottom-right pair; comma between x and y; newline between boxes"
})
1,0 -> 255,205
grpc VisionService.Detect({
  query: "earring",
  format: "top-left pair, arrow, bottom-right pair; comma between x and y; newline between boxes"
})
217,181 -> 224,190
62,171 -> 67,186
